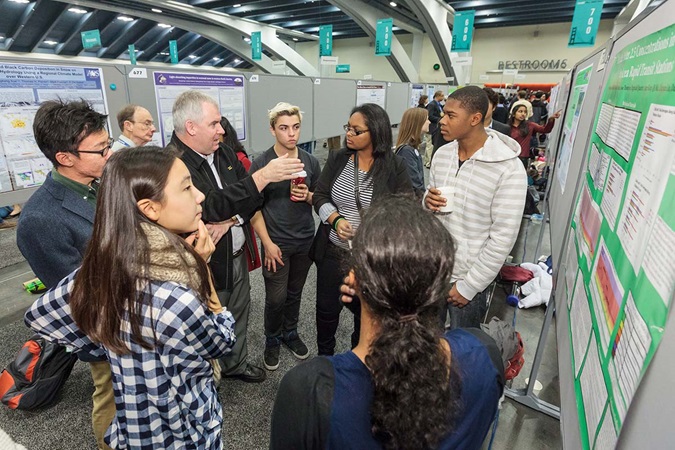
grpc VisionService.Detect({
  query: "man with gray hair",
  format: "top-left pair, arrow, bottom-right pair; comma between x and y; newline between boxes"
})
170,90 -> 304,383
111,104 -> 156,151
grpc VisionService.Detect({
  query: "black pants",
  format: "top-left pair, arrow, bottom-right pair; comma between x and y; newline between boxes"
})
315,243 -> 361,355
262,240 -> 313,340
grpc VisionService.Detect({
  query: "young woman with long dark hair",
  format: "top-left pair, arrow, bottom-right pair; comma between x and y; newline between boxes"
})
395,107 -> 430,195
271,196 -> 504,450
25,146 -> 236,449
312,103 -> 412,356
508,104 -> 560,166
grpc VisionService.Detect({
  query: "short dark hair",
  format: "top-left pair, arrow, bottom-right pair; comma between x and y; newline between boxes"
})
448,86 -> 489,122
534,91 -> 543,99
517,90 -> 527,99
482,87 -> 499,107
33,99 -> 108,167
116,104 -> 139,130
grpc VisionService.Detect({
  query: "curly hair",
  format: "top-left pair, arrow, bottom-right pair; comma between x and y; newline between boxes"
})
349,195 -> 460,450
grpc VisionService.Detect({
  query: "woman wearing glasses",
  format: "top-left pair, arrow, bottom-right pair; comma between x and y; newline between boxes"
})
311,103 -> 412,356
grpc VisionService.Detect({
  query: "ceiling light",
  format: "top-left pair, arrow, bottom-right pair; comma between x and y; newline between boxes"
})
159,52 -> 169,55
234,58 -> 241,63
157,23 -> 172,28
212,57 -> 220,61
117,16 -> 134,22
390,1 -> 397,6
189,54 -> 198,59
68,7 -> 87,14
292,38 -> 299,41
43,40 -> 58,45
151,8 -> 162,13
244,37 -> 251,42
9,0 -> 30,4
233,4 -> 241,7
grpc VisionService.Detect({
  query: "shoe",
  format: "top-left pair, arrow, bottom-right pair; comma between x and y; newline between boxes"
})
0,221 -> 17,230
282,330 -> 309,360
9,204 -> 21,217
264,338 -> 281,371
223,363 -> 266,383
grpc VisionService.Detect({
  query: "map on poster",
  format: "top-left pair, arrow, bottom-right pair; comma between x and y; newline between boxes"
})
566,23 -> 675,449
153,72 -> 246,145
0,63 -> 108,192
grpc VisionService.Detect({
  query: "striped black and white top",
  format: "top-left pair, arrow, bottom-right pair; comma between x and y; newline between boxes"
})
318,158 -> 374,250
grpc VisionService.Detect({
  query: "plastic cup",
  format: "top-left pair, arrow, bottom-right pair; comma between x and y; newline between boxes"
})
290,170 -> 307,201
436,185 -> 454,213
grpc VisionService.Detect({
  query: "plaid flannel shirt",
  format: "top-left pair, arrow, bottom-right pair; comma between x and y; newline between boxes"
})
24,270 -> 236,450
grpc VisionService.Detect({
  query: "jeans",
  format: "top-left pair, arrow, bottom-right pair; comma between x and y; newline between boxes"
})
262,240 -> 313,340
315,243 -> 361,355
217,253 -> 251,375
0,206 -> 12,223
445,287 -> 489,329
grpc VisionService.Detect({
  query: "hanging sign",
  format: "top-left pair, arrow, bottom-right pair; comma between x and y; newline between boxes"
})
451,10 -> 475,52
319,25 -> 333,57
169,40 -> 179,64
569,0 -> 604,47
375,18 -> 393,56
251,31 -> 262,61
128,45 -> 137,65
81,29 -> 101,49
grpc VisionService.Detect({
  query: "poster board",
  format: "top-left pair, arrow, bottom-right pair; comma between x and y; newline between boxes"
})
555,2 -> 675,448
410,83 -> 425,107
548,44 -> 610,271
312,78 -> 356,140
356,80 -> 386,109
385,81 -> 409,125
245,74 -> 314,154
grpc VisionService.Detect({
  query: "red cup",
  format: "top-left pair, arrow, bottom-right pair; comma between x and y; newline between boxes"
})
290,170 -> 307,201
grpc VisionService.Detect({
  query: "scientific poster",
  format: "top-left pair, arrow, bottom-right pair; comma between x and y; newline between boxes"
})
356,84 -> 386,108
566,23 -> 675,449
153,72 -> 247,145
0,63 -> 107,191
410,84 -> 425,107
556,64 -> 593,193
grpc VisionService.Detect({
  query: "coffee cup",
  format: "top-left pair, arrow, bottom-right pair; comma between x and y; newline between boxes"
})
290,170 -> 307,201
436,185 -> 454,213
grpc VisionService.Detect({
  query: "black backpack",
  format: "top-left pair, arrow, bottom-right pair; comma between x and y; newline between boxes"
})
0,335 -> 77,410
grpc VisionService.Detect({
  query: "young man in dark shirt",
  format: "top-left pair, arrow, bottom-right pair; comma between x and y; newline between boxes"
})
250,102 -> 321,371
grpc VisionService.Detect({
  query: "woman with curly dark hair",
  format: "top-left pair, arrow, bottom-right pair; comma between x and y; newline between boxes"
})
271,195 -> 504,450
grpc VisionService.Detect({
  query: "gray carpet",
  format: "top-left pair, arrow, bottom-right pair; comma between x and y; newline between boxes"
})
0,224 -> 24,270
0,262 -> 357,450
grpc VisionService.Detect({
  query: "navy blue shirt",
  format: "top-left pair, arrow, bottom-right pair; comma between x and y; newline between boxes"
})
271,328 -> 504,450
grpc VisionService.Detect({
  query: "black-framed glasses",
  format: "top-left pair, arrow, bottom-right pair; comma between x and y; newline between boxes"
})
78,138 -> 114,158
343,125 -> 369,136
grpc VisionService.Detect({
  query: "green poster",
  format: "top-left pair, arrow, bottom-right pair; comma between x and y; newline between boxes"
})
566,23 -> 675,449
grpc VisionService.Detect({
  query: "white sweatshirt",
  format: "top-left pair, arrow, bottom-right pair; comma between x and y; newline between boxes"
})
425,130 -> 527,300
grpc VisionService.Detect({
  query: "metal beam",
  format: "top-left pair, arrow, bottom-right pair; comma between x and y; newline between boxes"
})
407,0 -> 461,84
54,0 -> 279,72
30,4 -> 69,52
327,0 -> 419,82
5,0 -> 37,51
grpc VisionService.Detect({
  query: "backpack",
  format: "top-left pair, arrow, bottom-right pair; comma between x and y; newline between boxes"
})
0,335 -> 77,410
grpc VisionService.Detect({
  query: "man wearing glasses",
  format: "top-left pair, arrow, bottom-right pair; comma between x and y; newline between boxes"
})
17,99 -> 115,450
111,104 -> 157,151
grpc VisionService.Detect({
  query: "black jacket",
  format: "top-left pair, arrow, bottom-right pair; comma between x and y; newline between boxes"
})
426,100 -> 443,135
490,120 -> 512,136
172,133 -> 262,291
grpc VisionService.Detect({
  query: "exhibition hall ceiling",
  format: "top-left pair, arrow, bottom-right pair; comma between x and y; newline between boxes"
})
0,0 -> 632,68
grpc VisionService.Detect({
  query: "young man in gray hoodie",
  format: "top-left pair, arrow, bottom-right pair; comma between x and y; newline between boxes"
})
424,86 -> 527,328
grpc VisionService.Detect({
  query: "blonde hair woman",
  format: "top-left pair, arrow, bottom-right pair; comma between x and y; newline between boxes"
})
395,107 -> 430,196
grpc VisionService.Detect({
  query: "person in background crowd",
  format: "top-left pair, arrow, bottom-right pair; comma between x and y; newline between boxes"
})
508,104 -> 560,167
425,90 -> 445,168
271,196 -> 504,450
530,91 -> 549,124
417,95 -> 433,160
17,99 -> 114,449
111,104 -> 156,151
492,93 -> 509,124
25,146 -> 236,449
312,103 -> 412,356
249,102 -> 321,371
509,90 -> 533,119
220,116 -> 262,271
395,107 -> 429,196
424,86 -> 526,329
171,90 -> 304,383
482,87 -> 512,136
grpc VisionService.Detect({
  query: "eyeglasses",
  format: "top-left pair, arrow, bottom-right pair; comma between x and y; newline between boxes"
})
130,120 -> 155,129
78,138 -> 114,158
343,125 -> 369,136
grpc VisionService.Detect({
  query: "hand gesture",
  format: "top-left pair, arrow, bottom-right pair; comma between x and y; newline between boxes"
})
185,221 -> 216,262
205,220 -> 234,246
424,188 -> 447,212
262,154 -> 304,183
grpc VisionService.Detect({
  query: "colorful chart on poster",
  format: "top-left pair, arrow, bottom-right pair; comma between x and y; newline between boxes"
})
0,63 -> 108,192
153,72 -> 246,145
566,23 -> 675,449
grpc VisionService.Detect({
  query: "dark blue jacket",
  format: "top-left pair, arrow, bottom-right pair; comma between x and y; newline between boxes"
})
17,174 -> 94,290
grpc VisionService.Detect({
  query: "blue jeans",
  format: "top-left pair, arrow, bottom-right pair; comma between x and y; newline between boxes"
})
0,206 -> 13,223
445,287 -> 489,329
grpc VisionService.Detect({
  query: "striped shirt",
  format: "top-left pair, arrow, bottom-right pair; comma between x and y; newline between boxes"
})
24,270 -> 236,450
319,158 -> 374,250
425,130 -> 527,300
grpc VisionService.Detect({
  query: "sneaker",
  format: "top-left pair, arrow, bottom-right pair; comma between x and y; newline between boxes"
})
264,337 -> 281,371
282,330 -> 309,360
0,221 -> 17,230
